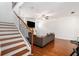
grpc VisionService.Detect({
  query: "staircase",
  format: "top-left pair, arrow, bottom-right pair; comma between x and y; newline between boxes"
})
0,22 -> 30,56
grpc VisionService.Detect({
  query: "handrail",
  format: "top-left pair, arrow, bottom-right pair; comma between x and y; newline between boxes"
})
13,11 -> 29,30
13,11 -> 31,49
12,2 -> 17,9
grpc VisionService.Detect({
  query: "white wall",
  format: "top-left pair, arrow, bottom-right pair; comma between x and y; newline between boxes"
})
35,19 -> 56,37
76,17 -> 79,32
54,16 -> 77,40
36,16 -> 79,40
0,2 -> 16,23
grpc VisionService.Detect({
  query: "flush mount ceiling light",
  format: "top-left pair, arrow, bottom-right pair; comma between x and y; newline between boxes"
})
37,13 -> 52,20
42,14 -> 49,20
71,11 -> 75,14
35,11 -> 56,20
30,6 -> 35,9
36,14 -> 49,20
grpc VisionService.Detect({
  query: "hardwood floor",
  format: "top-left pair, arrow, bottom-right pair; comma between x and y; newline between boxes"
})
32,38 -> 77,56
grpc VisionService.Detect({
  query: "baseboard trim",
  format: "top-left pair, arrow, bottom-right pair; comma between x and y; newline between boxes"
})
55,36 -> 74,40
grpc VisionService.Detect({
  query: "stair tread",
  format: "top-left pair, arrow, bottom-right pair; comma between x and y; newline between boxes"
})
0,22 -> 14,24
12,49 -> 29,56
0,24 -> 15,26
0,32 -> 20,36
1,38 -> 23,44
1,40 -> 24,47
0,27 -> 17,29
0,29 -> 18,31
0,36 -> 22,41
3,46 -> 28,56
0,29 -> 18,30
1,44 -> 26,55
0,25 -> 16,27
0,31 -> 19,34
0,23 -> 14,25
0,33 -> 20,36
0,30 -> 18,32
1,42 -> 25,51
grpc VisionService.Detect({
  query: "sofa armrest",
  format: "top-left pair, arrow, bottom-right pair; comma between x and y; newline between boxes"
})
34,33 -> 55,47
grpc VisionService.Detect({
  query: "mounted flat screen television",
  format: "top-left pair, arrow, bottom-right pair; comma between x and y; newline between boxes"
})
27,21 -> 35,28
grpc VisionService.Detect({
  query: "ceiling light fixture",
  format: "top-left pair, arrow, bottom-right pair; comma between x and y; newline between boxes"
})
71,11 -> 75,14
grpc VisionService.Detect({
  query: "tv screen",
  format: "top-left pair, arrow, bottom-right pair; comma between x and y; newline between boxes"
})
27,21 -> 35,28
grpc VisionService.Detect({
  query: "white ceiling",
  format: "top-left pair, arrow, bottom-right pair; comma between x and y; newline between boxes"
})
20,2 -> 79,19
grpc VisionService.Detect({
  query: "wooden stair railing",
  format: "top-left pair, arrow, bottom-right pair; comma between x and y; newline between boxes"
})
13,11 -> 31,48
12,2 -> 17,9
13,11 -> 30,31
